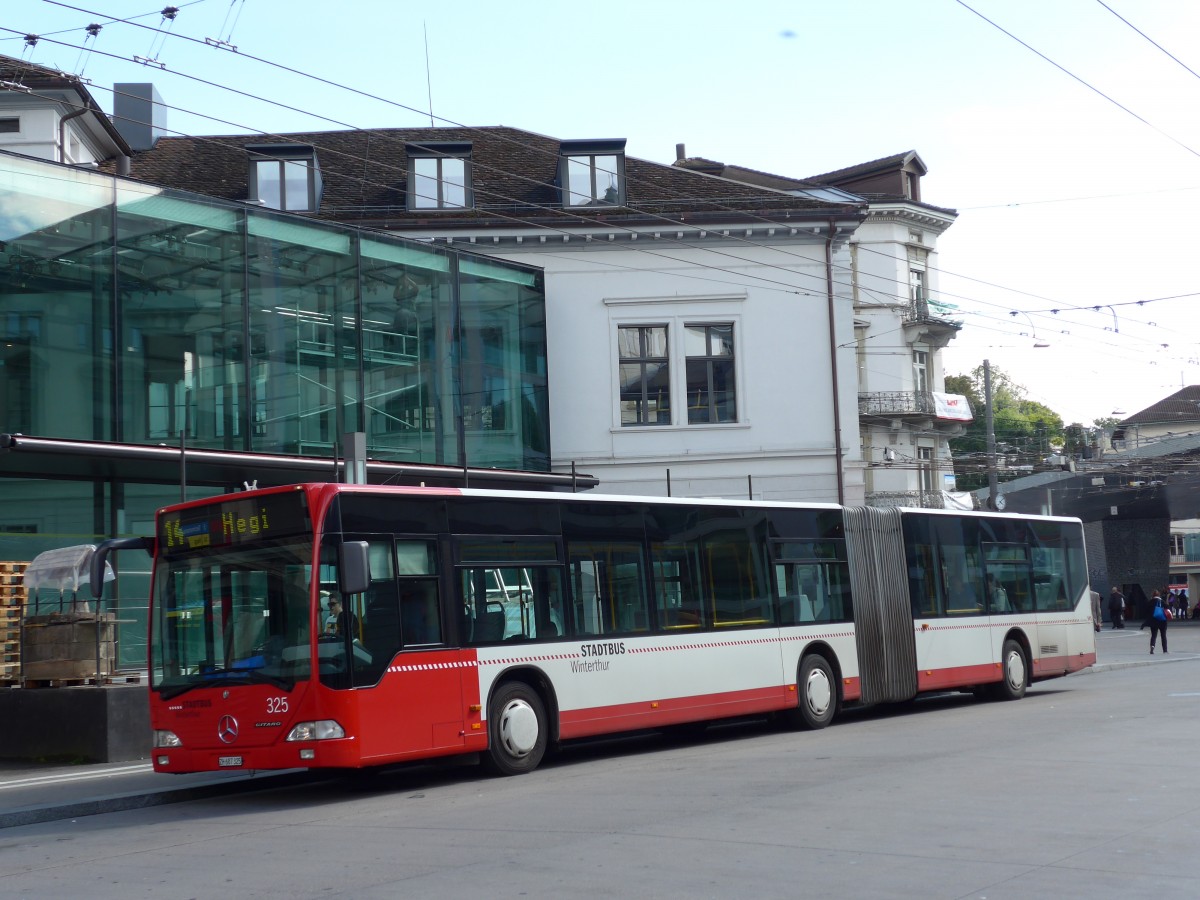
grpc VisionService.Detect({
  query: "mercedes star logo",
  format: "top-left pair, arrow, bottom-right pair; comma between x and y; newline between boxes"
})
217,715 -> 239,744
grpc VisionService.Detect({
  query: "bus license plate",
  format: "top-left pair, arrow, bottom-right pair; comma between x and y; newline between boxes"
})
218,756 -> 243,767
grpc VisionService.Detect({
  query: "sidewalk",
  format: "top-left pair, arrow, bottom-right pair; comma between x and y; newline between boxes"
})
1088,614 -> 1200,672
3,621 -> 1198,829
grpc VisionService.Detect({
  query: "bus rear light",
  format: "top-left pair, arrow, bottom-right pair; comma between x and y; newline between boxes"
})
285,720 -> 345,742
154,730 -> 182,748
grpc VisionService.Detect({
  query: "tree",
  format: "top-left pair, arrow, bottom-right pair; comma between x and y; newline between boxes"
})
946,364 -> 1066,491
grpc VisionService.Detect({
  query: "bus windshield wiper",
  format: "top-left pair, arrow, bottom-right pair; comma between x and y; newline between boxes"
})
200,664 -> 293,691
157,665 -> 293,696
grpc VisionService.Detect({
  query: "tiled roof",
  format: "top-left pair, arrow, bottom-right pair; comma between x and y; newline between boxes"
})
100,125 -> 864,226
675,152 -> 956,217
0,54 -> 81,91
806,150 -> 925,184
1122,386 -> 1200,426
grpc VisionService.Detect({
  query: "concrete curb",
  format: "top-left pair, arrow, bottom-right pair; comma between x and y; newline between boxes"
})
1075,654 -> 1200,675
0,770 -> 319,830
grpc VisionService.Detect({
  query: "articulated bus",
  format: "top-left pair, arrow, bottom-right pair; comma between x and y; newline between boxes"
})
93,483 -> 1096,776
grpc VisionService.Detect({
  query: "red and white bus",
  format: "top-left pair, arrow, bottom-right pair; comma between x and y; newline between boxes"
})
94,483 -> 1096,776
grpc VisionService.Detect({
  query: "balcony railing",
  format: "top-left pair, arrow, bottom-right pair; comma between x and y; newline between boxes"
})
858,391 -> 972,423
859,390 -> 935,417
865,490 -> 962,510
905,297 -> 963,327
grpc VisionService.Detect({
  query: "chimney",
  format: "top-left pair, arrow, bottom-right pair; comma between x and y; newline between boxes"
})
112,83 -> 166,151
675,143 -> 686,161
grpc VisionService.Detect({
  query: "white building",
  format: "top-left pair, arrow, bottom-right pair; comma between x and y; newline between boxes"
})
4,56 -> 973,506
674,151 -> 971,508
0,56 -> 130,165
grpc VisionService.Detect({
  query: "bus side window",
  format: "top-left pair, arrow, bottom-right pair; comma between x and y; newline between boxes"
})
652,543 -> 704,629
704,535 -> 770,627
395,542 -> 442,646
400,581 -> 441,645
568,542 -> 649,636
460,565 -> 565,643
351,539 -> 394,685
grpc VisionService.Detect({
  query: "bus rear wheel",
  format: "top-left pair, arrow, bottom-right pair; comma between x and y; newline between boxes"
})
793,654 -> 837,729
993,639 -> 1028,701
484,681 -> 548,776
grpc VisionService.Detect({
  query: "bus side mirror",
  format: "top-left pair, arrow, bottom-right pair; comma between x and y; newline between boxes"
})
90,537 -> 155,598
339,541 -> 370,596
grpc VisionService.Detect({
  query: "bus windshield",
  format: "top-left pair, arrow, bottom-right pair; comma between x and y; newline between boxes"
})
150,538 -> 314,697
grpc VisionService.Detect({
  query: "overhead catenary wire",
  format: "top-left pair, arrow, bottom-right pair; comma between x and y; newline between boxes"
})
27,0 -> 1193,345
0,57 -> 1177,392
955,0 -> 1200,163
1094,0 -> 1200,83
0,26 -> 1180,376
11,5 -> 1200,403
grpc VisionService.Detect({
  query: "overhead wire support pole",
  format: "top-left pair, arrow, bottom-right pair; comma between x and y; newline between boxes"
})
985,360 -> 999,510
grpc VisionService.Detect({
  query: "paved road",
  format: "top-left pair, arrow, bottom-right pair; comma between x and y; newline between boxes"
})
0,623 -> 1197,897
0,621 -> 1196,824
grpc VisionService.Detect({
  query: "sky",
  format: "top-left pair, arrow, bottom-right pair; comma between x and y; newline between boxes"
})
5,0 -> 1200,427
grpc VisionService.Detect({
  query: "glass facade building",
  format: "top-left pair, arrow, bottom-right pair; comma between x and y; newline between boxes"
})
0,151 -> 550,665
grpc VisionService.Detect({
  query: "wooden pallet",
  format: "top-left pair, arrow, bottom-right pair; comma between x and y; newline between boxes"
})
0,562 -> 29,575
22,673 -> 140,689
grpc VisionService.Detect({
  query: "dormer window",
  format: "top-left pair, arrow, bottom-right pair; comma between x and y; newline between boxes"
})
247,144 -> 321,212
407,142 -> 472,210
905,170 -> 920,202
560,139 -> 625,207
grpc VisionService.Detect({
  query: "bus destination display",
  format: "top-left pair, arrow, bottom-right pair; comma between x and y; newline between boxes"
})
159,491 -> 309,556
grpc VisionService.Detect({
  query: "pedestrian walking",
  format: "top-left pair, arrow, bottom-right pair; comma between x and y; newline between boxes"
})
1090,588 -> 1102,633
1179,589 -> 1190,621
1108,586 -> 1126,629
1142,592 -> 1169,654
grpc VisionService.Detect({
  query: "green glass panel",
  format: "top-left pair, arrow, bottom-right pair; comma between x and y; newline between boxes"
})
458,266 -> 549,471
116,187 -> 247,449
0,156 -> 113,440
246,216 -> 357,456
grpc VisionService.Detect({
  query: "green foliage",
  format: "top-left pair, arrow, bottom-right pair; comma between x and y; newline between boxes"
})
946,364 -> 1067,491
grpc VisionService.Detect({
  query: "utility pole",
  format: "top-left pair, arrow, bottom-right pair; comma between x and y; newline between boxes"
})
985,359 -> 999,510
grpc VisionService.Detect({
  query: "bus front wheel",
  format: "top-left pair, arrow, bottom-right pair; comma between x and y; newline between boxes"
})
794,655 -> 837,729
994,639 -> 1028,701
484,681 -> 548,776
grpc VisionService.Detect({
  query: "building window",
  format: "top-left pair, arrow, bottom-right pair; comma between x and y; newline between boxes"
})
685,323 -> 736,424
0,117 -> 20,134
407,142 -> 471,210
909,268 -> 925,304
618,325 -> 669,426
247,145 -> 321,212
913,348 -> 929,394
918,446 -> 934,493
905,171 -> 920,201
1171,533 -> 1185,557
560,139 -> 625,207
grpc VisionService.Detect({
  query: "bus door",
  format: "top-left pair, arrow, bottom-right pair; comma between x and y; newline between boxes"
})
906,516 -> 994,690
1031,544 -> 1072,676
323,536 -> 466,759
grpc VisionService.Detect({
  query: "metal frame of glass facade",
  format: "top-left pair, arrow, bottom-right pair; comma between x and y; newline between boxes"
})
0,150 -> 549,470
0,150 -> 551,666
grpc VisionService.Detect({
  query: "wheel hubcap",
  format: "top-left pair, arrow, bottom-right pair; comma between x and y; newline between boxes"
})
1006,651 -> 1026,690
806,669 -> 831,716
499,699 -> 538,757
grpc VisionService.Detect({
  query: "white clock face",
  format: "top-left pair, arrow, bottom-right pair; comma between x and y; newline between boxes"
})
995,494 -> 1006,510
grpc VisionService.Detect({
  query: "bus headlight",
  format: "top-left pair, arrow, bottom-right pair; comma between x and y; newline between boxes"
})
154,730 -> 182,748
285,720 -> 345,742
